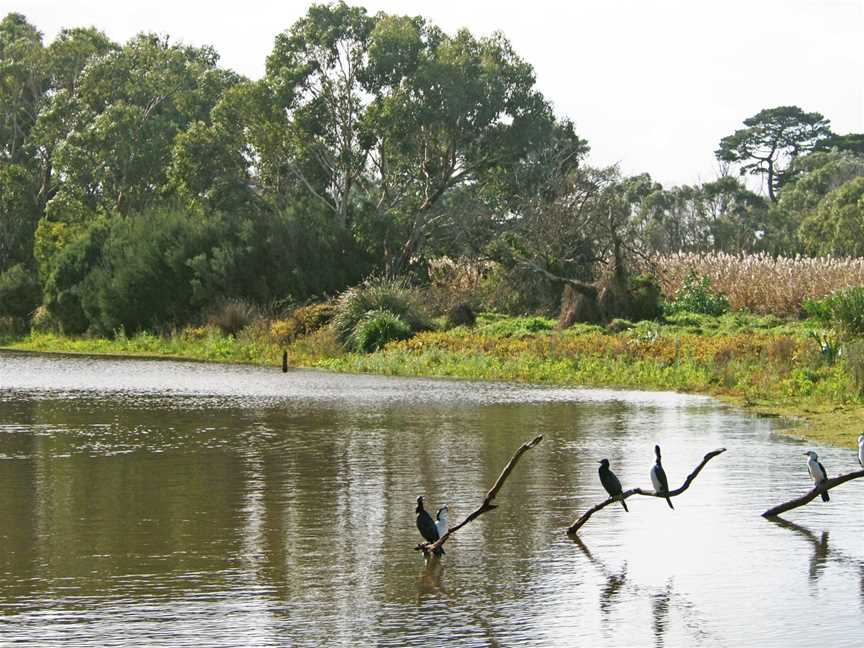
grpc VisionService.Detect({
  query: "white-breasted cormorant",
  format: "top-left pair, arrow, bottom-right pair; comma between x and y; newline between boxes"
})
435,505 -> 449,538
650,445 -> 674,509
598,459 -> 629,512
416,496 -> 444,556
858,434 -> 864,468
804,451 -> 830,502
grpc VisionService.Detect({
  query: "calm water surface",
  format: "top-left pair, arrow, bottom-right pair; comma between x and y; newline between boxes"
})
0,351 -> 863,647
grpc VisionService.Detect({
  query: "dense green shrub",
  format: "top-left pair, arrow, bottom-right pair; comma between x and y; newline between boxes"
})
804,286 -> 864,337
332,278 -> 433,350
43,220 -> 110,334
665,273 -> 730,316
353,309 -> 412,353
79,209 -> 213,335
0,264 -> 41,319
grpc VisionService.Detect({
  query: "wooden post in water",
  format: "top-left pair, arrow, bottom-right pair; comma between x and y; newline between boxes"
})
282,351 -> 288,373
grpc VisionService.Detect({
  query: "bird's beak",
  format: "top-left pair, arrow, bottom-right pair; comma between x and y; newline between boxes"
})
802,452 -> 809,456
597,460 -> 603,464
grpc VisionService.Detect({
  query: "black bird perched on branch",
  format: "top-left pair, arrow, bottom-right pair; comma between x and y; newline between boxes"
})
416,496 -> 444,556
804,451 -> 830,502
598,459 -> 628,512
650,445 -> 674,509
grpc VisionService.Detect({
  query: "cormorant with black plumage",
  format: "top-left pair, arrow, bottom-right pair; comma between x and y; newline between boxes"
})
804,451 -> 830,502
650,445 -> 674,509
416,496 -> 445,555
598,459 -> 629,512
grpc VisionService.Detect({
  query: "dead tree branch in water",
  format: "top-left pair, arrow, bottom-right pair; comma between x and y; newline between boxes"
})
415,435 -> 543,557
762,468 -> 864,518
567,448 -> 726,536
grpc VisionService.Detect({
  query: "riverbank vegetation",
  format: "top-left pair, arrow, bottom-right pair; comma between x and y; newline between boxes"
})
6,274 -> 864,449
2,6 -> 864,448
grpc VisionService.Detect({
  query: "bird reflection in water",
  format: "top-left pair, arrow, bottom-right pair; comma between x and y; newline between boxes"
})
769,516 -> 864,606
416,557 -> 447,601
572,536 -> 629,619
572,536 -> 716,646
651,582 -> 672,648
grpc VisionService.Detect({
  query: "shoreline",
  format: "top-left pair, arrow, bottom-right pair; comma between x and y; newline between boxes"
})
3,333 -> 859,450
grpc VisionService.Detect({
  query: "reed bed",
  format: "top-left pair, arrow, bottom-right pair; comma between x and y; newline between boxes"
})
651,252 -> 864,316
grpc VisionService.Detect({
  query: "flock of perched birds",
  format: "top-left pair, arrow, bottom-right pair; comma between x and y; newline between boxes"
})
416,436 -> 864,551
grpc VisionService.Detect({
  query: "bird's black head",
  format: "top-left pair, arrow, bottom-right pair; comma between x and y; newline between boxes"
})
655,445 -> 662,460
598,458 -> 609,467
415,495 -> 425,513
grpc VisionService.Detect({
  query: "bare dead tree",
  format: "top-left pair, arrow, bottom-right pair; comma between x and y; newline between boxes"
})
762,469 -> 864,518
414,435 -> 543,557
567,448 -> 726,535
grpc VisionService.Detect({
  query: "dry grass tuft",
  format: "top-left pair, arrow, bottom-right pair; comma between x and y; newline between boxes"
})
650,252 -> 864,316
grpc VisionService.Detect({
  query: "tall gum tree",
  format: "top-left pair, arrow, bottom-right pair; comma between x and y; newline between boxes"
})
242,3 -> 586,275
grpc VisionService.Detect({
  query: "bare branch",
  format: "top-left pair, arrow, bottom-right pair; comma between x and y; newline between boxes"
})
415,435 -> 543,557
567,448 -> 727,536
762,469 -> 864,518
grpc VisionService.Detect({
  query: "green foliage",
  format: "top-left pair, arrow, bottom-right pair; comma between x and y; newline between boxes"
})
715,106 -> 833,201
353,309 -> 412,353
607,318 -> 634,333
803,286 -> 864,337
844,340 -> 864,396
0,164 -> 40,272
76,208 -> 215,334
42,218 -> 110,333
30,305 -> 57,332
0,263 -> 40,318
665,273 -> 730,316
477,314 -> 554,338
798,177 -> 864,256
332,278 -> 433,349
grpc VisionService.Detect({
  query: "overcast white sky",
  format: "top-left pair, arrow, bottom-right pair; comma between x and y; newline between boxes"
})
9,0 -> 864,189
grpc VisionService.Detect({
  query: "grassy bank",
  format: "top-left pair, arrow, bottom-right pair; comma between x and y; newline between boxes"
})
4,311 -> 862,449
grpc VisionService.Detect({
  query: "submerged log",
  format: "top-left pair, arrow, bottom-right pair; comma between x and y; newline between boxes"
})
567,448 -> 726,535
762,468 -> 864,518
414,435 -> 543,557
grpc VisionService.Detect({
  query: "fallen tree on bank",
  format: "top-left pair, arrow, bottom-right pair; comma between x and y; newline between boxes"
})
567,448 -> 727,536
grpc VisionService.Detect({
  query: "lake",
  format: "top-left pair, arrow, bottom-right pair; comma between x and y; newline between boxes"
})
0,351 -> 862,646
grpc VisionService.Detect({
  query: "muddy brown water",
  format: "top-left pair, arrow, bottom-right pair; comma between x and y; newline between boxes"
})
1,351 -> 863,646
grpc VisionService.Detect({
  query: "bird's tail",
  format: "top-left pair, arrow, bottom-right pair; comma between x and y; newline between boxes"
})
665,496 -> 674,510
620,498 -> 629,512
821,489 -> 830,503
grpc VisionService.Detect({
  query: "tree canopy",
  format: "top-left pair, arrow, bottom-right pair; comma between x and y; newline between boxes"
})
715,106 -> 832,202
0,6 -> 862,331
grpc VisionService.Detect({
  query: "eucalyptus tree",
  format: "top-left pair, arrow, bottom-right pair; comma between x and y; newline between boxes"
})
798,177 -> 864,257
716,106 -> 832,201
206,3 -> 586,276
44,33 -> 240,221
363,15 -> 586,274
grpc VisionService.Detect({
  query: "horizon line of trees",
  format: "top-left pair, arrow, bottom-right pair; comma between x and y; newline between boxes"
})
1,4 -> 863,334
